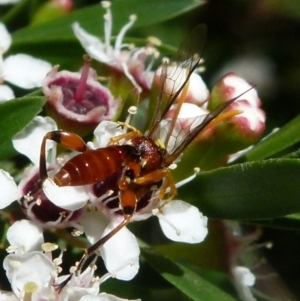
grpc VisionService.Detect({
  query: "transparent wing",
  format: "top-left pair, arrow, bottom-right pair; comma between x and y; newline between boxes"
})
147,24 -> 207,141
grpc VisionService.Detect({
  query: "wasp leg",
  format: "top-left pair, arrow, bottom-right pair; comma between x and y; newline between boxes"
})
56,215 -> 132,292
134,168 -> 177,203
116,121 -> 141,132
108,124 -> 142,145
39,131 -> 88,181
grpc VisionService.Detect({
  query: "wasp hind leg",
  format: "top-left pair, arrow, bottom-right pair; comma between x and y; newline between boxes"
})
56,215 -> 132,291
39,130 -> 88,181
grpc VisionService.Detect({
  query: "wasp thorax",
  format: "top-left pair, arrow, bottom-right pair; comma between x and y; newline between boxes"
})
131,136 -> 163,172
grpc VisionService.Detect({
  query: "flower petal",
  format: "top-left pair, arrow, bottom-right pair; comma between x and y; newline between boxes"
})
158,200 -> 208,243
0,169 -> 19,209
3,54 -> 51,89
92,121 -> 124,148
0,84 -> 15,102
12,116 -> 57,165
3,251 -> 55,297
80,211 -> 108,244
6,220 -> 44,253
42,179 -> 89,210
0,22 -> 11,53
72,22 -> 110,63
100,220 -> 140,281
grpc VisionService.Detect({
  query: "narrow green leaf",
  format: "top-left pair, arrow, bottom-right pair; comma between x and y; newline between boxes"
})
11,0 -> 203,46
179,158 -> 300,219
249,214 -> 300,231
236,115 -> 300,162
0,96 -> 45,159
141,247 -> 238,301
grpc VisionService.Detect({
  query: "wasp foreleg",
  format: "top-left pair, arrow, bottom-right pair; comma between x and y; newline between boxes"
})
108,123 -> 142,145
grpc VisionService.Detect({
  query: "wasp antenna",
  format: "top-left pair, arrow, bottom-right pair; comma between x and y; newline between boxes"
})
164,84 -> 256,166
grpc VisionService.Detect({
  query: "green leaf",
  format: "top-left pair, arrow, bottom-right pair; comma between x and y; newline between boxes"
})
265,0 -> 300,20
9,0 -> 203,68
11,0 -> 203,47
236,115 -> 300,162
250,214 -> 300,231
141,247 -> 238,301
0,96 -> 45,160
179,158 -> 300,219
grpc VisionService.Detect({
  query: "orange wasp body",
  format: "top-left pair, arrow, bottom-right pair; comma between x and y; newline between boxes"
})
25,24 -> 248,286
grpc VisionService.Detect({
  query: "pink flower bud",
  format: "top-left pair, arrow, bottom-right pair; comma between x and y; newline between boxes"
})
43,58 -> 120,135
213,100 -> 266,153
209,72 -> 261,110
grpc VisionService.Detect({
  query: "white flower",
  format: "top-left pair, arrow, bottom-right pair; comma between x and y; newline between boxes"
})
3,252 -> 56,299
0,22 -> 52,101
72,1 -> 155,91
2,249 -> 107,301
6,220 -> 44,254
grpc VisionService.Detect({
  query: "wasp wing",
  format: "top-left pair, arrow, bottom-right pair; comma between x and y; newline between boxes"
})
148,24 -> 207,140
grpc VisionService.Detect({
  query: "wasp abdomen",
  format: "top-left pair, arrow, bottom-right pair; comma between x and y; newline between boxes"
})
54,145 -> 135,186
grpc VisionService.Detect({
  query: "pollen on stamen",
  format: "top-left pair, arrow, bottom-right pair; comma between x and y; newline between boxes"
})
129,13 -> 137,21
10,260 -> 21,268
51,269 -> 59,278
42,242 -> 58,252
71,229 -> 83,237
128,106 -> 137,115
175,167 -> 200,189
152,208 -> 160,216
24,281 -> 38,293
36,197 -> 42,206
103,13 -> 110,22
111,270 -> 118,278
56,266 -> 62,274
6,246 -> 15,253
53,257 -> 62,267
168,163 -> 177,170
69,265 -> 77,273
147,36 -> 162,46
101,1 -> 111,9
